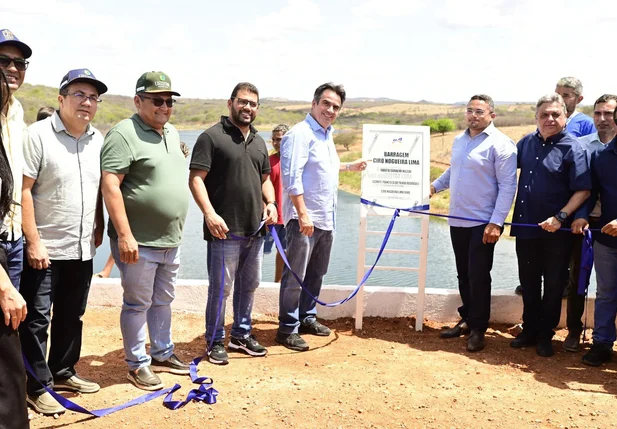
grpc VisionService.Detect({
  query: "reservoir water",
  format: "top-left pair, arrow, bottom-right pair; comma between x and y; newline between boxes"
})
94,130 -> 595,293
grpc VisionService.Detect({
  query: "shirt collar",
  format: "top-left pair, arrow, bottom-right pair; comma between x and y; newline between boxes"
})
465,121 -> 495,138
132,113 -> 169,135
51,111 -> 94,137
305,113 -> 333,137
1,95 -> 23,122
220,115 -> 257,138
534,128 -> 567,144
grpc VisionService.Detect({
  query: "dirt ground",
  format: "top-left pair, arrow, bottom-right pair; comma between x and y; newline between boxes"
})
28,307 -> 617,429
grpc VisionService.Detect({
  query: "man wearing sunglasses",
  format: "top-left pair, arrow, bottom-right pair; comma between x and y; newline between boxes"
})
20,68 -> 107,415
101,72 -> 190,390
0,29 -> 31,293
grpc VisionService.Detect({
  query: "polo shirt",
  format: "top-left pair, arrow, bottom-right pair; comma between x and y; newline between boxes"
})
588,138 -> 617,248
23,112 -> 102,260
0,95 -> 24,240
566,111 -> 596,137
101,114 -> 189,247
190,116 -> 270,241
510,130 -> 591,239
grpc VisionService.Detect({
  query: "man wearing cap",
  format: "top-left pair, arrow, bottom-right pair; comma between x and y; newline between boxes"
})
101,72 -> 190,390
0,29 -> 32,291
19,68 -> 107,415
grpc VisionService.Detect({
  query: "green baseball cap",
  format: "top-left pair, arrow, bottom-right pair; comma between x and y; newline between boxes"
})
135,71 -> 180,96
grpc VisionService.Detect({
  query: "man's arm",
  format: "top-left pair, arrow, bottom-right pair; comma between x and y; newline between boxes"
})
539,190 -> 591,232
261,174 -> 277,225
101,171 -> 139,264
188,169 -> 229,239
430,167 -> 451,197
484,142 -> 518,244
339,159 -> 368,172
0,265 -> 26,329
22,176 -> 50,270
281,132 -> 313,236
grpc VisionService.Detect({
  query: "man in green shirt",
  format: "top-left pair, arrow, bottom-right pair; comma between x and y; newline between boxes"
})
101,72 -> 190,391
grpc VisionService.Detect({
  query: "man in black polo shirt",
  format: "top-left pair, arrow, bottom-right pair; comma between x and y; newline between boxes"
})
510,93 -> 591,357
189,82 -> 277,365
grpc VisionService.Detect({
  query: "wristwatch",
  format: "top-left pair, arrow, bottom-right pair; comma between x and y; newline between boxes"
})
267,201 -> 278,209
555,211 -> 568,223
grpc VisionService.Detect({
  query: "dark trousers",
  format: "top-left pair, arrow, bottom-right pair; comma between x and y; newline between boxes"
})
516,235 -> 572,340
19,258 -> 92,396
566,218 -> 598,334
450,224 -> 496,332
0,247 -> 29,429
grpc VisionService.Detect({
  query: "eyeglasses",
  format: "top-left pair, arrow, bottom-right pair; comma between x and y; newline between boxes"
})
140,95 -> 175,108
232,97 -> 259,109
0,55 -> 28,71
466,109 -> 490,116
67,92 -> 102,104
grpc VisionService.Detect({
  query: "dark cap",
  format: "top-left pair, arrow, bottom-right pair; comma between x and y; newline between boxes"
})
135,71 -> 180,96
0,29 -> 32,59
59,68 -> 108,95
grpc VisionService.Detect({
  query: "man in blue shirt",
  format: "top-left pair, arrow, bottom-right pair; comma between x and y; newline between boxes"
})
565,94 -> 617,353
510,93 -> 591,357
278,83 -> 366,352
575,111 -> 617,367
555,77 -> 596,138
431,94 -> 517,352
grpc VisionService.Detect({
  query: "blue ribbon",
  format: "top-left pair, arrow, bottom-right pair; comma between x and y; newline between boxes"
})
162,356 -> 218,410
578,229 -> 594,295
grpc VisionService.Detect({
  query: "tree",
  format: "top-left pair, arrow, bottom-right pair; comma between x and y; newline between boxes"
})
422,118 -> 455,148
334,132 -> 357,151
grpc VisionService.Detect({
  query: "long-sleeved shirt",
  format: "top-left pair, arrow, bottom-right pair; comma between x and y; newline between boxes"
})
511,130 -> 591,239
431,123 -> 517,228
588,138 -> 617,248
281,114 -> 340,231
578,132 -> 610,218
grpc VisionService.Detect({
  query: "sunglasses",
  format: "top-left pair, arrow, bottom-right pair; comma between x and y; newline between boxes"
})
140,95 -> 175,108
0,55 -> 29,71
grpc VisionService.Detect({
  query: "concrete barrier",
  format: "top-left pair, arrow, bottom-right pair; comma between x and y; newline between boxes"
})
89,279 -> 596,329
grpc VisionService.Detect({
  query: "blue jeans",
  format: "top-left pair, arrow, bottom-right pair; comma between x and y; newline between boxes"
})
111,239 -> 180,371
205,237 -> 264,343
263,224 -> 287,254
0,236 -> 23,290
592,241 -> 617,347
279,220 -> 334,334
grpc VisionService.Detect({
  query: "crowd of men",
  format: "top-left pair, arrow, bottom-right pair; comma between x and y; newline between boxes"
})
2,25 -> 617,424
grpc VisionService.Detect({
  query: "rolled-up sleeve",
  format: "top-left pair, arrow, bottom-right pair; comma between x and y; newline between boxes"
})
489,140 -> 518,226
281,131 -> 309,196
432,167 -> 450,193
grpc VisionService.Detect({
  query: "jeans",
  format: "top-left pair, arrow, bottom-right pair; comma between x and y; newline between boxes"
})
279,220 -> 334,334
111,240 -> 179,371
205,237 -> 264,343
516,235 -> 572,340
19,257 -> 93,396
450,224 -> 496,332
0,236 -> 23,290
591,241 -> 617,347
263,224 -> 287,254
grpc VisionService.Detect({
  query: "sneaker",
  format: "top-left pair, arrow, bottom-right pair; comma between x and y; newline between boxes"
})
229,335 -> 268,357
127,366 -> 164,391
276,332 -> 309,351
562,331 -> 581,352
151,353 -> 190,375
582,343 -> 613,367
299,320 -> 331,337
54,374 -> 100,393
208,341 -> 229,365
27,391 -> 66,416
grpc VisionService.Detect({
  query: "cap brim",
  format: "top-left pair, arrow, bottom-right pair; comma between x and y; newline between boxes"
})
2,40 -> 32,59
141,89 -> 181,97
63,77 -> 108,95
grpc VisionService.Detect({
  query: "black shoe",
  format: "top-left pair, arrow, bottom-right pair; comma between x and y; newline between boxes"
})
514,285 -> 523,296
510,331 -> 537,348
536,339 -> 554,357
276,332 -> 309,351
127,366 -> 164,391
562,331 -> 581,353
229,335 -> 268,357
466,330 -> 485,352
440,319 -> 469,339
299,320 -> 331,337
151,353 -> 191,375
582,343 -> 612,367
208,341 -> 229,365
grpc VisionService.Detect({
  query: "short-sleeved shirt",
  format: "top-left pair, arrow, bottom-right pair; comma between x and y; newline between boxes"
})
566,111 -> 596,138
190,116 -> 270,241
510,130 -> 591,239
101,114 -> 189,247
23,112 -> 102,260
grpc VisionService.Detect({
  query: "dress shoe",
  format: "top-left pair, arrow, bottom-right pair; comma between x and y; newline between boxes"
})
27,392 -> 66,415
466,330 -> 485,352
536,339 -> 554,357
562,331 -> 581,352
582,343 -> 612,366
510,331 -> 537,348
439,320 -> 469,339
54,374 -> 100,393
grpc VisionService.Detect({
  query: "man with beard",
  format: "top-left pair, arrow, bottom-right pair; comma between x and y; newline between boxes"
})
189,82 -> 277,365
555,77 -> 595,138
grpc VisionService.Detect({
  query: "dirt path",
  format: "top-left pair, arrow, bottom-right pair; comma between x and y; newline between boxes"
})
29,307 -> 617,429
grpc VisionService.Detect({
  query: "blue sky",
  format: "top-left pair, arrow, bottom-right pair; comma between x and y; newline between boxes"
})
3,0 -> 617,103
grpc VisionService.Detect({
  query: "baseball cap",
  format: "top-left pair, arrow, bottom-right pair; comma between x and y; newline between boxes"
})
135,71 -> 180,96
0,29 -> 32,59
59,68 -> 108,95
